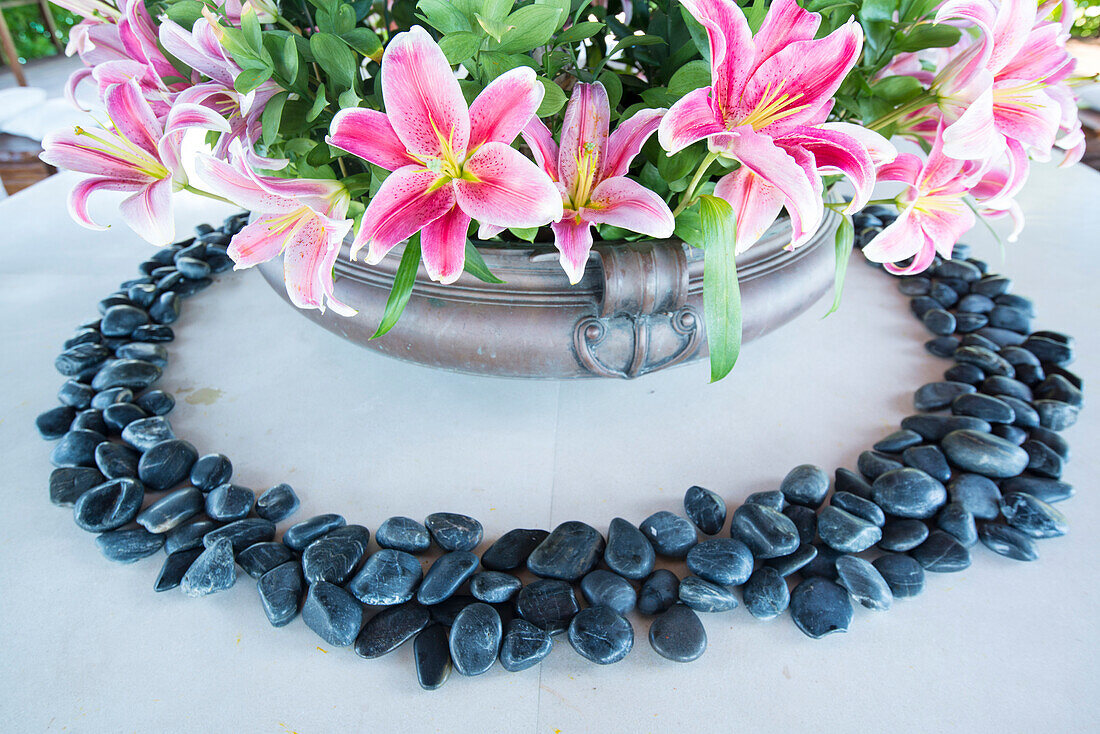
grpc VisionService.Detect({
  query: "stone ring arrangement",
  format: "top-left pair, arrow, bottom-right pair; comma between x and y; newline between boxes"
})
37,211 -> 1081,690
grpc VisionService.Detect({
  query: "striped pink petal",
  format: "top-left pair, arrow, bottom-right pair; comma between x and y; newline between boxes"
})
67,176 -> 145,231
602,108 -> 664,180
581,176 -> 675,239
657,86 -> 724,154
118,178 -> 175,245
353,165 -> 455,264
282,212 -> 356,315
550,217 -> 594,285
454,142 -> 563,228
328,108 -> 417,171
557,83 -> 609,198
469,67 -> 545,149
712,167 -> 786,253
520,116 -> 560,181
420,205 -> 472,284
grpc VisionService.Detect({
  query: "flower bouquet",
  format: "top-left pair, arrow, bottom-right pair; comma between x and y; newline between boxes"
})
44,0 -> 1088,379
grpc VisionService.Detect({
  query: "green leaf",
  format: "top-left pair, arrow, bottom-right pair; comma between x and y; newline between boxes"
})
825,216 -> 855,316
165,0 -> 204,28
341,28 -> 383,61
667,59 -> 710,99
508,226 -> 538,242
536,77 -> 568,116
271,35 -> 300,87
480,0 -> 514,21
555,20 -> 603,45
872,74 -> 923,102
598,70 -> 622,113
306,141 -> 334,166
609,33 -> 664,56
698,194 -> 742,382
307,84 -> 328,122
261,91 -> 288,146
341,171 -> 373,197
310,32 -> 357,90
497,4 -> 565,52
477,49 -> 522,79
859,0 -> 898,22
896,23 -> 962,51
476,13 -> 510,41
241,3 -> 262,51
337,87 -> 360,110
234,66 -> 273,95
463,242 -> 506,283
417,0 -> 473,33
371,237 -> 422,339
745,0 -> 768,32
680,7 -> 710,64
439,31 -> 483,64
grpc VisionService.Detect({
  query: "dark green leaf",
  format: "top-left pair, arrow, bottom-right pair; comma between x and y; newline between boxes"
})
371,237 -> 422,339
307,84 -> 328,122
859,0 -> 897,22
609,33 -> 663,56
872,74 -> 923,102
417,0 -> 473,33
667,59 -> 710,99
439,31 -> 483,63
261,91 -> 288,146
165,0 -> 204,28
234,66 -> 273,94
598,70 -> 622,112
555,20 -> 603,45
896,23 -> 962,52
310,32 -> 358,90
698,194 -> 741,382
825,216 -> 855,316
241,3 -> 262,51
341,28 -> 383,60
536,77 -> 568,116
463,242 -> 506,283
498,4 -> 564,52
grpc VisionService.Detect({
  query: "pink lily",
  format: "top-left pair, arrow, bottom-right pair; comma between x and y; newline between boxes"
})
658,0 -> 886,252
195,143 -> 355,315
517,82 -> 673,283
40,80 -> 230,245
862,126 -> 978,274
117,0 -> 177,82
327,26 -> 562,284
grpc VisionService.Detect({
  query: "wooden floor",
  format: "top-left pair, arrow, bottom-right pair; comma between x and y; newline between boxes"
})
0,133 -> 52,195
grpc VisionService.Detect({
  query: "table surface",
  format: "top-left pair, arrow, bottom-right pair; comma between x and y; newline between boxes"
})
1,163 -> 1098,734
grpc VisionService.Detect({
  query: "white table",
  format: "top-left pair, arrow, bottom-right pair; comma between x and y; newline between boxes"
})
1,163 -> 1097,733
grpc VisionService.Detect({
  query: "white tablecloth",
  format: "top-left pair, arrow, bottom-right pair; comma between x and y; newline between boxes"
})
1,164 -> 1097,733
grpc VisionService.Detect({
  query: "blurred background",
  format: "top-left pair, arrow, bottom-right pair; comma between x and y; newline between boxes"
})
0,0 -> 1098,198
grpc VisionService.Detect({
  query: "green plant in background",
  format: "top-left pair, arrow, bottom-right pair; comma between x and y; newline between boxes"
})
1,4 -> 79,64
1073,0 -> 1100,36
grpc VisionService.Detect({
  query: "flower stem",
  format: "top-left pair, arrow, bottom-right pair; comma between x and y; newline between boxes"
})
182,184 -> 237,207
673,150 -> 721,217
866,93 -> 938,132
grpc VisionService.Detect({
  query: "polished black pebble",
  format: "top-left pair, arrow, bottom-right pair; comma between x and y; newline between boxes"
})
115,343 -> 167,367
835,555 -> 892,611
238,541 -> 295,579
780,464 -> 830,507
568,605 -> 633,665
418,551 -> 479,605
952,393 -> 1015,425
450,603 -> 502,675
149,291 -> 181,324
900,445 -> 950,483
154,547 -> 202,591
685,537 -> 753,585
637,569 -> 680,616
323,524 -> 370,552
515,579 -> 579,633
954,346 -> 1014,377
136,486 -> 203,533
972,274 -> 1011,297
766,543 -> 818,576
878,519 -> 929,552
138,439 -> 198,491
165,518 -> 217,554
414,624 -> 452,689
36,406 -> 75,439
945,362 -> 986,386
941,429 -> 1029,478
929,280 -> 958,308
745,490 -> 786,511
684,485 -> 727,534
871,468 -> 947,519
925,336 -> 959,358
898,277 -> 930,296
203,517 -> 275,551
911,530 -> 971,572
55,343 -> 111,376
49,466 -> 104,506
425,595 -> 475,626
73,477 -> 143,532
121,416 -> 174,451
936,503 -> 978,547
302,580 -> 363,646
914,381 -> 975,411
205,483 -> 255,522
603,518 -> 655,580
257,561 -> 304,627
835,467 -> 873,499
347,549 -> 423,605
1029,425 -> 1071,460
181,537 -> 237,597
189,453 -> 232,492
176,256 -> 211,279
51,429 -> 105,468
901,414 -> 990,441
790,577 -> 853,639
131,324 -> 174,342
58,380 -> 96,409
801,543 -> 842,579
100,305 -> 149,336
91,359 -> 162,391
742,567 -> 790,620
729,503 -> 799,559
922,308 -> 956,335
579,569 -> 636,615
979,524 -> 1039,561
872,553 -> 925,598
910,295 -> 940,319
283,513 -> 346,551
1001,475 -> 1073,503
354,604 -> 430,658
954,312 -> 988,332
639,511 -> 697,558
830,491 -> 886,527
102,403 -> 147,434
500,618 -> 553,672
96,527 -> 164,563
981,375 -> 1033,402
873,429 -> 923,453
1033,399 -> 1079,431
857,450 -> 903,480
375,515 -> 433,554
1022,439 -> 1063,479
993,423 -> 1029,443
818,506 -> 882,553
470,571 -> 522,603
1000,492 -> 1068,538
92,441 -> 138,479
425,512 -> 483,552
678,576 -> 737,613
1034,374 -> 1083,407
527,521 -> 605,580
784,504 -> 817,543
302,535 -> 365,585
1023,335 -> 1072,364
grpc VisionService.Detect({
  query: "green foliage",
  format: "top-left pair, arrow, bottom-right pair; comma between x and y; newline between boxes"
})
1,3 -> 78,63
698,195 -> 742,383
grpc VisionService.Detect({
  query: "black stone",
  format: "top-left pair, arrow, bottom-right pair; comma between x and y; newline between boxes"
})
414,624 -> 452,689
1000,492 -> 1068,538
683,485 -> 727,533
945,362 -> 986,386
579,569 -> 637,615
346,549 -> 423,605
639,511 -> 697,557
1002,396 -> 1040,428
417,551 -> 479,605
871,468 -> 947,519
55,343 -> 111,376
1023,335 -> 1072,365
470,571 -> 522,604
354,604 -> 430,658
91,359 -> 162,391
58,380 -> 95,409
181,537 -> 237,597
685,538 -> 753,586
947,473 -> 1002,519
115,343 -> 167,367
835,467 -> 873,500
121,416 -> 174,451
981,375 -> 1033,402
165,518 -> 217,554
1033,399 -> 1079,431
189,453 -> 232,492
96,527 -> 164,563
979,524 -> 1039,561
911,530 -> 971,572
941,429 -> 1029,478
925,336 -> 960,358
914,381 -> 976,411
937,502 -> 978,547
830,491 -> 885,527
480,527 -> 547,570
678,576 -> 737,612
136,486 -> 203,533
238,541 -> 295,579
952,392 -> 1015,423
302,581 -> 363,646
73,477 -> 143,532
131,324 -> 174,342
94,441 -> 140,479
878,518 -> 929,552
375,515 -> 433,554
766,543 -> 818,576
258,561 -> 304,627
49,466 -> 104,506
154,547 -> 203,591
818,506 -> 882,553
426,595 -> 476,626
36,406 -> 75,439
954,312 -> 988,333
901,444 -> 951,482
901,414 -> 990,442
102,403 -> 147,434
873,429 -> 923,453
500,618 -> 553,672
603,518 -> 655,580
636,569 -> 680,616
1001,475 -> 1073,503
567,605 -> 633,665
515,579 -> 579,633
993,424 -> 1028,444
1029,426 -> 1071,460
836,555 -> 892,611
729,503 -> 799,559
1022,439 -> 1064,479
303,535 -> 365,585
283,513 -> 346,551
801,543 -> 843,579
205,483 -> 255,521
450,603 -> 502,675
790,577 -> 853,639
90,387 -> 134,411
137,439 -> 198,491
51,429 -> 105,468
923,308 -> 956,335
424,512 -> 483,552
742,567 -> 790,620
149,291 -> 181,324
872,553 -> 925,598
202,517 -> 275,551
780,464 -> 830,507
784,504 -> 817,544
858,450 -> 904,480
527,521 -> 605,580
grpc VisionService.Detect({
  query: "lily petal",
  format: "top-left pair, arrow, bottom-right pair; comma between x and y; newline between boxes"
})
680,0 -> 754,117
194,153 -> 304,214
713,167 -> 785,253
353,165 -> 455,263
752,0 -> 820,64
104,80 -> 162,157
118,178 -> 174,245
454,142 -> 564,228
40,129 -> 154,181
581,176 -> 675,238
381,26 -> 471,160
942,72 -> 1001,161
822,121 -> 898,167
468,66 -> 544,149
657,86 -> 724,154
778,125 -> 877,212
227,213 -> 292,266
602,107 -> 664,180
68,176 -> 145,231
861,206 -> 925,265
550,217 -> 594,285
328,107 -> 418,171
282,212 -> 356,315
520,115 -> 560,181
557,82 -> 609,197
420,205 -> 472,284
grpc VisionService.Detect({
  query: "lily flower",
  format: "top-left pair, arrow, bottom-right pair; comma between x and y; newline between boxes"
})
658,0 -> 886,252
517,82 -> 673,283
861,126 -> 977,274
195,142 -> 355,315
327,26 -> 562,284
40,80 -> 230,245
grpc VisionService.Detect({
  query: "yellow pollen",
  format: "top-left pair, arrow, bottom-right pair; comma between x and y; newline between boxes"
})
736,82 -> 810,132
569,144 -> 600,209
